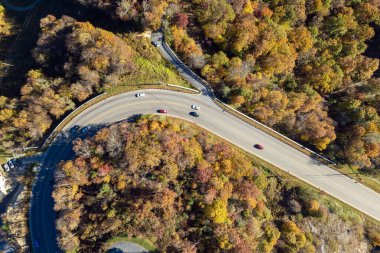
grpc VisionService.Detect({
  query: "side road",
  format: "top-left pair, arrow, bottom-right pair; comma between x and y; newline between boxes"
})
150,32 -> 336,166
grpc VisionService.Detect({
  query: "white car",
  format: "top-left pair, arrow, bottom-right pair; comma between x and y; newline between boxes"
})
2,163 -> 10,172
135,93 -> 146,97
191,105 -> 200,110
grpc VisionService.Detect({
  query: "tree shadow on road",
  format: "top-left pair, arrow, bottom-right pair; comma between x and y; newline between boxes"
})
107,249 -> 124,253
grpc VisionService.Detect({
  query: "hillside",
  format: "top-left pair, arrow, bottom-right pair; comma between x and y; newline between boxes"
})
2,1 -> 379,180
52,115 -> 380,252
72,0 -> 380,188
0,16 -> 186,153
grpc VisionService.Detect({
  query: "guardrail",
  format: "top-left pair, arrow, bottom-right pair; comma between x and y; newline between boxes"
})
167,83 -> 200,93
160,34 -> 336,166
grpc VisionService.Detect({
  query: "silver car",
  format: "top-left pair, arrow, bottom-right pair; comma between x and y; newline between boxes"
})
191,105 -> 200,110
8,160 -> 15,169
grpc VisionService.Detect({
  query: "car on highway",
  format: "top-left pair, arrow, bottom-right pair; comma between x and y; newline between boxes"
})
190,112 -> 200,117
2,163 -> 10,172
34,239 -> 40,248
157,109 -> 168,114
80,126 -> 90,134
32,166 -> 39,173
8,160 -> 15,169
191,105 -> 200,110
254,144 -> 264,150
70,125 -> 80,134
152,41 -> 160,47
135,93 -> 146,97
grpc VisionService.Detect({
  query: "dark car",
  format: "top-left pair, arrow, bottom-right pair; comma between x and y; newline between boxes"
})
80,126 -> 89,134
254,144 -> 264,150
135,93 -> 146,97
34,239 -> 40,248
190,111 -> 200,117
70,125 -> 80,134
157,109 -> 168,114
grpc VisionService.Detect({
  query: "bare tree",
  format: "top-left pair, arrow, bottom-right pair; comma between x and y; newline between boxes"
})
117,0 -> 135,15
187,53 -> 206,69
106,126 -> 123,158
73,139 -> 92,158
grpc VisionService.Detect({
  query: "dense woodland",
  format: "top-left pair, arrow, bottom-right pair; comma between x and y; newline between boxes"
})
0,15 -> 184,152
0,1 -> 378,252
73,0 -> 380,173
1,0 -> 379,172
53,116 -> 380,252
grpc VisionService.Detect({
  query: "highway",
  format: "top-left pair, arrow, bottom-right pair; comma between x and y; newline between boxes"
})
30,88 -> 380,252
28,33 -> 380,253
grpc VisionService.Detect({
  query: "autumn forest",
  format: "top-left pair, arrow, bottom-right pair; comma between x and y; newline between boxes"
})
1,0 -> 380,175
0,0 -> 380,252
53,116 -> 380,252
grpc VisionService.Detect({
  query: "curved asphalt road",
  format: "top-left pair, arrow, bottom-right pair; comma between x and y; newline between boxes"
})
29,33 -> 380,253
30,89 -> 380,252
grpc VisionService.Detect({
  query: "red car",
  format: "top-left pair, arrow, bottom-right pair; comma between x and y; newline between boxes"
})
254,144 -> 264,150
157,109 -> 168,114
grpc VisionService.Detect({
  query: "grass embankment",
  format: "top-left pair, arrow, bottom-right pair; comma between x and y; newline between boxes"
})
104,236 -> 156,252
0,153 -> 10,164
122,33 -> 191,88
124,57 -> 190,88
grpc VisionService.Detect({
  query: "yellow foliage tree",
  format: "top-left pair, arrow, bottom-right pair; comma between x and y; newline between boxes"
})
205,199 -> 229,224
0,5 -> 11,36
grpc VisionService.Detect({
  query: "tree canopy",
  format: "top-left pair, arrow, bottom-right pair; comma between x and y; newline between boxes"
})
52,116 -> 380,252
0,4 -> 12,36
0,15 -> 185,152
70,0 -> 380,172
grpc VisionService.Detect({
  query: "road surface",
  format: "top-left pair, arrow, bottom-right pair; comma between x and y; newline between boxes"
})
28,33 -> 380,253
29,88 -> 380,252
